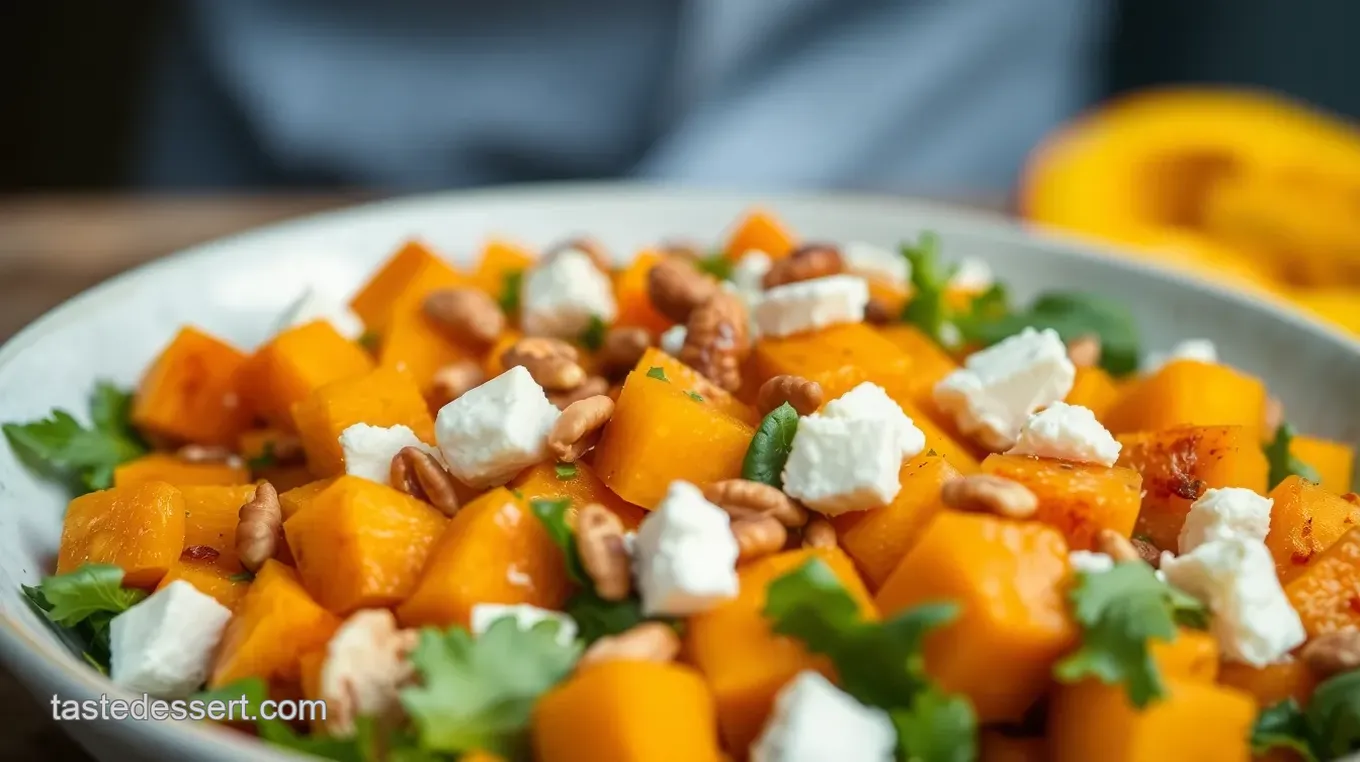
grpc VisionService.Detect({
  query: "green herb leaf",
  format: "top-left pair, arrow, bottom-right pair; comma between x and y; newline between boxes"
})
962,292 -> 1141,376
645,366 -> 668,381
899,232 -> 955,345
246,441 -> 277,472
400,618 -> 581,757
686,391 -> 705,402
1265,422 -> 1322,489
3,382 -> 147,492
22,564 -> 146,671
565,589 -> 646,645
1307,669 -> 1360,759
1251,699 -> 1319,762
579,315 -> 607,351
554,462 -> 578,480
498,269 -> 524,316
890,687 -> 979,762
192,678 -> 375,761
741,402 -> 798,489
695,251 -> 734,281
529,498 -> 586,585
1053,561 -> 1207,708
227,571 -> 255,583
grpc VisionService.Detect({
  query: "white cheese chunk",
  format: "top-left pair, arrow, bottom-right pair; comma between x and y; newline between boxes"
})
782,415 -> 902,515
520,248 -> 618,338
1006,402 -> 1121,466
660,324 -> 688,357
1143,338 -> 1219,374
754,275 -> 869,339
470,603 -> 578,646
750,671 -> 896,762
933,327 -> 1075,451
109,581 -> 232,698
339,423 -> 440,486
1069,550 -> 1116,575
1178,487 -> 1274,555
277,287 -> 365,340
1161,537 -> 1306,667
731,250 -> 773,294
821,382 -> 926,462
320,609 -> 415,738
949,257 -> 994,291
841,241 -> 909,288
634,481 -> 739,617
435,365 -> 560,488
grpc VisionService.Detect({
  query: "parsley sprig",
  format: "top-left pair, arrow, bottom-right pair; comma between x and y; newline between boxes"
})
1252,670 -> 1360,761
1264,422 -> 1322,489
3,382 -> 147,493
22,564 -> 147,672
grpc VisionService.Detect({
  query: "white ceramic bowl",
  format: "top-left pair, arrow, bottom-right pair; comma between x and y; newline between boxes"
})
2,185 -> 1357,760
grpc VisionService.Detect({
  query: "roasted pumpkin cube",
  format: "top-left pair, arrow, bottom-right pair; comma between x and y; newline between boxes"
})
209,560 -> 340,687
481,330 -> 523,379
508,460 -> 647,530
876,511 -> 1075,723
156,557 -> 250,611
876,324 -> 959,406
180,484 -> 256,571
284,476 -> 447,615
1065,365 -> 1122,423
1105,360 -> 1267,439
132,327 -> 252,446
1116,426 -> 1268,551
238,321 -> 375,428
593,370 -> 754,510
751,322 -> 913,402
686,548 -> 875,753
378,290 -> 480,404
290,367 -> 436,477
278,478 -> 337,520
397,488 -> 571,628
470,239 -> 535,300
632,347 -> 757,425
58,482 -> 187,589
1284,526 -> 1360,636
839,452 -> 960,587
1150,628 -> 1219,683
1217,658 -> 1317,708
1291,435 -> 1355,494
1266,475 -> 1360,583
982,454 -> 1143,552
613,249 -> 673,335
349,240 -> 464,335
113,453 -> 249,488
724,208 -> 798,259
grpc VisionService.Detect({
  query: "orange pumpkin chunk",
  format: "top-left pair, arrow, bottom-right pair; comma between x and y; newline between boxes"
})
180,484 -> 256,571
1291,435 -> 1355,494
113,453 -> 249,488
1065,365 -> 1122,423
349,240 -> 463,335
470,239 -> 535,300
839,452 -> 960,588
209,560 -> 340,687
57,482 -> 187,589
1217,658 -> 1317,708
875,324 -> 959,406
290,367 -> 435,477
876,511 -> 1074,723
981,454 -> 1143,552
724,209 -> 798,259
132,327 -> 252,446
612,249 -> 673,335
1284,526 -> 1360,636
1266,475 -> 1360,583
397,488 -> 571,628
1105,359 -> 1267,439
156,557 -> 250,611
1149,628 -> 1219,683
278,478 -> 337,520
508,460 -> 647,530
632,347 -> 757,425
238,321 -> 375,428
378,281 -> 481,404
284,476 -> 447,615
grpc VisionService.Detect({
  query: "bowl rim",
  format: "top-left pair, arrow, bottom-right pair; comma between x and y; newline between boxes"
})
1,181 -> 1356,758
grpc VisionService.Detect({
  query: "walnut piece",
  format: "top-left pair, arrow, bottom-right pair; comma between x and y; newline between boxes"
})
596,326 -> 653,380
390,447 -> 461,517
762,243 -> 843,289
423,287 -> 506,348
235,482 -> 282,572
732,515 -> 788,562
576,503 -> 632,601
755,375 -> 823,417
548,376 -> 610,411
802,518 -> 838,549
940,475 -> 1039,519
319,609 -> 419,738
703,479 -> 808,528
647,257 -> 718,324
548,395 -> 615,463
430,360 -> 486,408
501,337 -> 586,391
1302,630 -> 1360,679
679,291 -> 751,392
577,622 -> 681,670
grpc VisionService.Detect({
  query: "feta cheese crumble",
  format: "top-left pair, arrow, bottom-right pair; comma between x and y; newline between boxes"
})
820,382 -> 926,462
933,327 -> 1076,451
660,324 -> 688,357
633,480 -> 740,617
277,287 -> 365,340
754,274 -> 869,339
1143,338 -> 1219,374
841,241 -> 909,288
434,365 -> 561,487
1006,402 -> 1121,466
731,250 -> 773,294
470,603 -> 578,646
750,671 -> 896,762
782,415 -> 902,515
109,581 -> 232,698
520,248 -> 617,338
1069,550 -> 1116,575
1178,487 -> 1273,554
339,423 -> 441,486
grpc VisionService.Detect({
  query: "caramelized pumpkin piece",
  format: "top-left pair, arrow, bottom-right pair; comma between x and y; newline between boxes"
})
593,370 -> 753,510
132,327 -> 252,446
378,288 -> 480,405
1266,475 -> 1360,583
1284,526 -> 1360,636
290,367 -> 436,477
724,209 -> 798,259
349,240 -> 462,335
982,454 -> 1143,552
209,560 -> 341,687
278,478 -> 337,520
470,239 -> 535,301
156,557 -> 250,611
284,476 -> 447,615
1116,425 -> 1268,551
1065,365 -> 1122,423
238,321 -> 375,428
1106,359 -> 1267,439
533,660 -> 724,762
57,482 -> 187,589
180,485 -> 256,570
613,249 -> 674,335
113,453 -> 249,488
686,548 -> 875,753
876,511 -> 1074,723
508,460 -> 647,530
839,452 -> 960,587
397,488 -> 570,628
1150,628 -> 1219,683
632,347 -> 758,425
1291,435 -> 1355,494
1217,658 -> 1317,708
875,324 -> 959,406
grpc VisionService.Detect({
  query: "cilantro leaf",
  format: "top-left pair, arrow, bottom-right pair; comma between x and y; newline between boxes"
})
900,232 -> 956,345
498,269 -> 524,316
579,315 -> 607,352
227,571 -> 255,583
1053,561 -> 1207,708
400,618 -> 581,757
22,564 -> 146,671
962,292 -> 1141,376
694,251 -> 734,281
686,391 -> 704,402
891,687 -> 979,762
741,402 -> 798,489
1307,669 -> 1360,759
1251,699 -> 1318,762
554,462 -> 578,480
1265,422 -> 1322,489
3,382 -> 146,492
565,589 -> 646,645
529,498 -> 586,585
192,678 -> 375,761
645,366 -> 668,381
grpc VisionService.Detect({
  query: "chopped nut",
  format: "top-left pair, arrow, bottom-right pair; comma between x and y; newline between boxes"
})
430,360 -> 486,407
544,237 -> 613,274
659,240 -> 705,262
596,326 -> 653,380
548,376 -> 610,410
1302,630 -> 1360,679
1066,334 -> 1102,369
864,298 -> 897,325
703,479 -> 808,528
236,482 -> 282,572
732,515 -> 788,562
762,243 -> 843,289
755,375 -> 824,417
941,475 -> 1039,519
390,447 -> 461,517
576,503 -> 632,601
177,444 -> 240,466
501,337 -> 586,391
679,291 -> 751,392
548,395 -> 614,463
1096,529 -> 1142,563
320,609 -> 419,738
802,518 -> 838,549
1264,396 -> 1284,439
577,622 -> 681,670
1131,537 -> 1163,567
647,257 -> 719,324
423,287 -> 506,348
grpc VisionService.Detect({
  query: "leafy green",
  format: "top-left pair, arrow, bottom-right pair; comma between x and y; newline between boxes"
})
246,441 -> 277,471
741,402 -> 799,489
1265,422 -> 1322,489
1250,671 -> 1360,761
694,251 -> 734,281
529,498 -> 586,585
1053,561 -> 1208,708
899,232 -> 955,344
498,269 -> 524,315
962,292 -> 1141,376
554,462 -> 578,480
686,391 -> 704,402
764,559 -> 976,761
22,564 -> 147,671
645,366 -> 668,381
3,382 -> 147,492
193,678 -> 376,761
227,571 -> 255,583
400,617 -> 581,757
1251,699 -> 1318,762
579,315 -> 607,351
565,590 -> 646,645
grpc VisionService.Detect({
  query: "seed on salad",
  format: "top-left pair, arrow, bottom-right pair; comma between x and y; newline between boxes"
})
756,374 -> 823,417
576,503 -> 632,601
733,515 -> 788,562
1066,334 -> 1102,368
549,395 -> 615,463
430,360 -> 486,407
236,481 -> 282,572
1096,529 -> 1142,563
762,243 -> 843,289
390,447 -> 461,517
704,479 -> 808,528
680,291 -> 750,392
1302,630 -> 1360,678
577,622 -> 681,670
544,236 -> 613,274
596,326 -> 653,380
177,444 -> 240,466
423,286 -> 505,348
802,518 -> 838,549
941,475 -> 1039,520
548,375 -> 610,411
501,337 -> 586,391
647,257 -> 719,324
